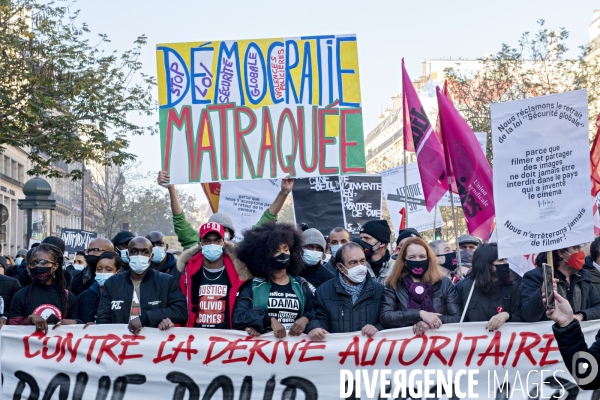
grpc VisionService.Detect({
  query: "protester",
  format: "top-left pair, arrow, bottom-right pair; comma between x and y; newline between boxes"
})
177,222 -> 251,329
300,228 -> 334,288
6,249 -> 27,278
0,269 -> 21,327
65,251 -> 86,286
158,171 -> 294,249
584,236 -> 600,296
233,222 -> 315,338
15,248 -> 33,287
307,242 -> 384,340
323,227 -> 351,275
358,220 -> 393,283
9,243 -> 79,333
459,249 -> 474,277
380,237 -> 462,334
112,230 -> 135,265
77,252 -> 123,324
521,246 -> 600,322
71,238 -> 115,297
396,228 -> 422,250
546,290 -> 600,390
40,236 -> 71,287
458,234 -> 481,251
96,237 -> 187,333
458,243 -> 522,330
147,231 -> 180,282
429,239 -> 459,282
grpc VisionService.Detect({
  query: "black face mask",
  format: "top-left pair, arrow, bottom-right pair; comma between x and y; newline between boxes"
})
405,259 -> 429,277
358,239 -> 379,260
271,253 -> 291,270
441,251 -> 458,271
495,263 -> 511,282
85,254 -> 100,269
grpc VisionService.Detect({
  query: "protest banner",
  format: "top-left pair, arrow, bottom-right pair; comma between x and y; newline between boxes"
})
202,183 -> 221,213
219,179 -> 281,241
2,322 -> 598,399
292,177 -> 346,236
491,90 -> 593,258
380,163 -> 444,233
156,35 -> 366,184
60,229 -> 98,254
340,175 -> 382,234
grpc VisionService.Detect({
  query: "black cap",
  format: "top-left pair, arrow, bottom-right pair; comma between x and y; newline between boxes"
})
112,231 -> 135,246
41,236 -> 66,253
395,228 -> 422,245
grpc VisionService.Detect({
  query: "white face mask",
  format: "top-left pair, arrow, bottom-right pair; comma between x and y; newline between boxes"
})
129,255 -> 150,274
342,264 -> 368,284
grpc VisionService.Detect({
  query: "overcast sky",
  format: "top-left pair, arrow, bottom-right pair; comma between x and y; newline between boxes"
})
77,0 -> 599,200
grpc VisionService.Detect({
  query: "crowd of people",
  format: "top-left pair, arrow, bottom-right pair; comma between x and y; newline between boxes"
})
0,172 -> 598,355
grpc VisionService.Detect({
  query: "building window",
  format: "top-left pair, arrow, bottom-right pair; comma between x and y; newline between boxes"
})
11,160 -> 17,180
18,164 -> 24,183
3,156 -> 9,177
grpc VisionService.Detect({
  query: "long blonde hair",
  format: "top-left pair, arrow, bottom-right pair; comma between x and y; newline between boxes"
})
385,237 -> 443,289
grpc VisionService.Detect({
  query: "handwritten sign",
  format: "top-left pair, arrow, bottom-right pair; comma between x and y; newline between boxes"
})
60,229 -> 98,254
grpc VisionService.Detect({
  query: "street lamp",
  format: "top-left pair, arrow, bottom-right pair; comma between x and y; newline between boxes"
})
17,177 -> 56,247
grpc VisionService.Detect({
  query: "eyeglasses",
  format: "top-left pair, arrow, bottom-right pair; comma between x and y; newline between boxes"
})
201,238 -> 223,246
86,248 -> 106,255
30,260 -> 57,268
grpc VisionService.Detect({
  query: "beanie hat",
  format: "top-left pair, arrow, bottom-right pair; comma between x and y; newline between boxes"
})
41,236 -> 66,254
16,249 -> 28,257
360,220 -> 391,244
112,231 -> 135,246
302,228 -> 326,252
208,213 -> 235,235
395,228 -> 422,245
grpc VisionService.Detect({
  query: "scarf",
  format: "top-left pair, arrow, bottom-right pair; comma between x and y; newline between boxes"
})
369,251 -> 391,276
338,273 -> 365,304
402,275 -> 435,312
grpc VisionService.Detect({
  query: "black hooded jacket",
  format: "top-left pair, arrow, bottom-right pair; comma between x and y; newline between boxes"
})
151,252 -> 181,283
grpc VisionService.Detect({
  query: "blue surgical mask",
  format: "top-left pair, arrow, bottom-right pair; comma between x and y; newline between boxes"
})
95,272 -> 114,287
330,244 -> 342,258
202,244 -> 223,262
72,263 -> 85,271
15,257 -> 24,265
151,246 -> 166,263
129,256 -> 150,274
302,249 -> 323,266
120,249 -> 129,263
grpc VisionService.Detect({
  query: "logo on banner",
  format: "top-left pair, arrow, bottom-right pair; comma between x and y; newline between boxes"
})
572,351 -> 598,386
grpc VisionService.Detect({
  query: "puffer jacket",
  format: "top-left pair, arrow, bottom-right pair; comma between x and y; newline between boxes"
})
380,276 -> 462,328
307,273 -> 384,333
177,241 -> 252,328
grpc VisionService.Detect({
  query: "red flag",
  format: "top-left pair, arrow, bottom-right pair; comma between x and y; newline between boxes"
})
590,113 -> 600,196
399,208 -> 406,231
402,59 -> 448,211
436,87 -> 495,238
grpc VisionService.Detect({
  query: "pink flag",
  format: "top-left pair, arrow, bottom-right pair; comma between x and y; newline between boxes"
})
402,59 -> 448,211
436,86 -> 495,238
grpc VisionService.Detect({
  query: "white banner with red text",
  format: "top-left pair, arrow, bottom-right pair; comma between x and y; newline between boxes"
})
2,322 -> 600,399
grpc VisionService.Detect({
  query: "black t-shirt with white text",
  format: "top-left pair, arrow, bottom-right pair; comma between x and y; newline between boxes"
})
268,281 -> 300,330
191,267 -> 230,329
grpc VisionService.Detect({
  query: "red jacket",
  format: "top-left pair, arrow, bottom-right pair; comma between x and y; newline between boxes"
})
177,242 -> 251,328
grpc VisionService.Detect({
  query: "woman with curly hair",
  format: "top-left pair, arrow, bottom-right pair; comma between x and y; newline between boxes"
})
9,243 -> 79,333
233,222 -> 315,338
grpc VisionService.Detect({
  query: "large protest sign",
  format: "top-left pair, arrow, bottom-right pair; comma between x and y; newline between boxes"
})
2,322 -> 598,399
156,35 -> 366,184
491,90 -> 593,258
380,163 -> 444,232
60,229 -> 98,254
340,175 -> 382,234
219,179 -> 281,241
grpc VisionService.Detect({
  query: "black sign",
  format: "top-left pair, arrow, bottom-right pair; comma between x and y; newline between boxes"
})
60,229 -> 98,254
292,177 -> 345,236
341,176 -> 383,235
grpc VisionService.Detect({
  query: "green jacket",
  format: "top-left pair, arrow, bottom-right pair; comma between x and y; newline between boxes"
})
173,209 -> 278,250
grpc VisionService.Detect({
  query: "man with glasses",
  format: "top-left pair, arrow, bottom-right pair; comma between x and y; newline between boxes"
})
146,231 -> 180,282
177,222 -> 251,329
71,238 -> 114,296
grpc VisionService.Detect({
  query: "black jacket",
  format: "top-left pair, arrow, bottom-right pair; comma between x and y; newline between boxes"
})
323,258 -> 337,275
77,283 -> 101,324
0,274 -> 21,318
583,256 -> 600,298
380,276 -> 462,329
233,276 -> 315,334
96,268 -> 187,327
552,319 -> 600,390
307,273 -> 384,333
70,265 -> 94,297
151,252 -> 181,283
15,261 -> 32,287
300,262 -> 334,289
457,277 -> 522,322
521,266 -> 600,322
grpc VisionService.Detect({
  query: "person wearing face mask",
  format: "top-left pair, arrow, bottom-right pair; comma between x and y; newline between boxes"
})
7,249 -> 27,279
64,251 -> 86,287
299,228 -> 334,288
521,246 -> 600,323
9,243 -> 79,333
323,227 -> 351,275
158,171 -> 294,249
77,252 -> 123,324
146,231 -> 180,283
457,243 -> 522,331
233,222 -> 316,338
380,237 -> 462,335
307,242 -> 385,340
177,222 -> 251,329
71,238 -> 115,297
96,237 -> 187,333
358,220 -> 393,283
111,230 -> 135,268
429,240 -> 459,283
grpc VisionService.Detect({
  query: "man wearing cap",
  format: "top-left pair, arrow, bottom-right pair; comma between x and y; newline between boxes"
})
300,228 -> 334,288
177,222 -> 251,329
358,220 -> 393,284
112,231 -> 135,265
158,171 -> 294,250
458,234 -> 481,251
146,231 -> 180,282
323,227 -> 351,275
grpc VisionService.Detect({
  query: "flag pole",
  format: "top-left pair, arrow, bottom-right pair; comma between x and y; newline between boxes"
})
448,181 -> 463,278
403,149 -> 409,228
